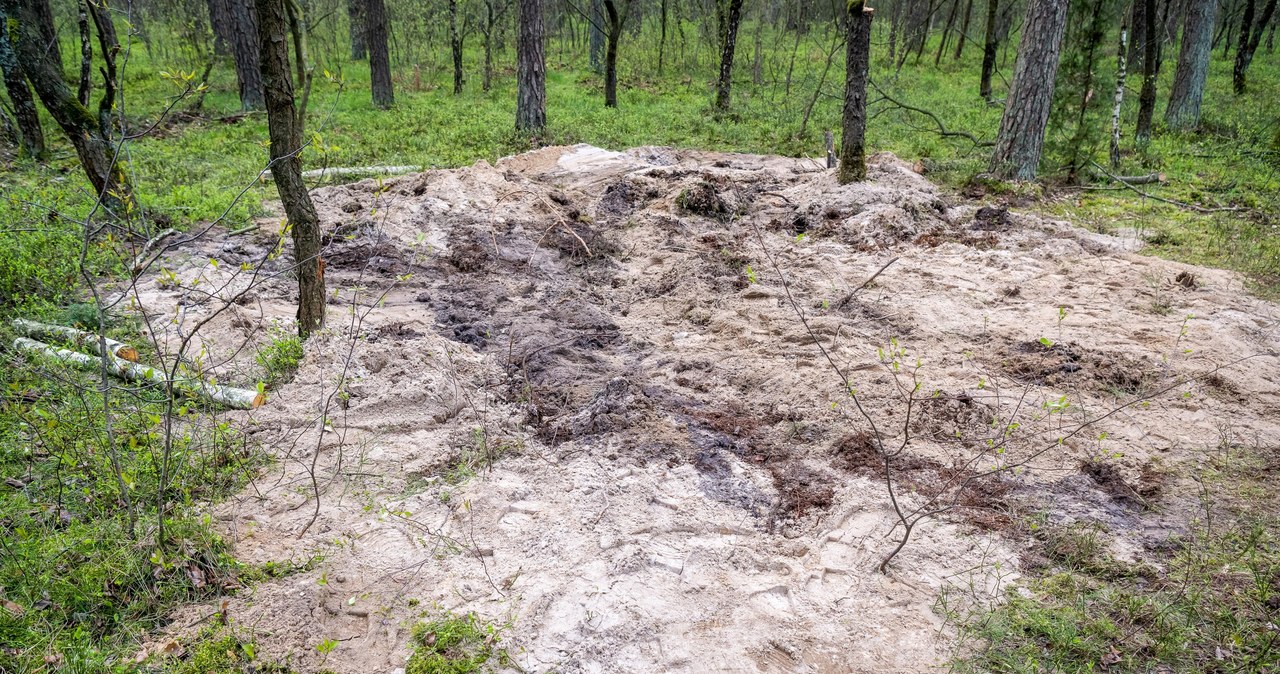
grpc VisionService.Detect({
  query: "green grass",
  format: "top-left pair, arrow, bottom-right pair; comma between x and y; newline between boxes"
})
946,444 -> 1280,673
255,329 -> 305,389
406,612 -> 509,674
0,321 -> 268,671
1,13 -> 1278,671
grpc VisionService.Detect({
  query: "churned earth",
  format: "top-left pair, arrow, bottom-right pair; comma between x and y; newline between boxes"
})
130,145 -> 1279,672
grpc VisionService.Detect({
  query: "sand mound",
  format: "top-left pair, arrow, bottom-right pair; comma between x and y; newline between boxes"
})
130,146 -> 1280,673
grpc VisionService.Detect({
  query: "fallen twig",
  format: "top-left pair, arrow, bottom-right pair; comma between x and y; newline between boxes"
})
1089,162 -> 1244,213
834,257 -> 901,311
869,79 -> 995,148
132,228 -> 178,275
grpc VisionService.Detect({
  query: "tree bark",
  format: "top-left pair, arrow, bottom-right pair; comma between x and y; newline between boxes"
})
1233,0 -> 1277,91
516,0 -> 546,131
954,0 -> 975,59
658,0 -> 668,74
1110,20 -> 1129,168
1127,0 -> 1147,69
714,0 -> 746,111
840,1 -> 874,184
256,0 -> 325,337
1,0 -> 132,214
1165,0 -> 1219,129
450,0 -> 464,94
33,0 -> 62,75
988,0 -> 1070,180
208,0 -> 234,55
603,0 -> 626,108
0,23 -> 46,160
980,0 -> 1000,99
589,0 -> 604,72
347,0 -> 367,59
367,0 -> 393,107
1136,0 -> 1161,142
230,0 -> 265,109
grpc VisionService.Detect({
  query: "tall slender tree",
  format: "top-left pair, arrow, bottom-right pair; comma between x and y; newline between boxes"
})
0,0 -> 132,213
1233,0 -> 1277,92
1135,0 -> 1161,142
840,0 -> 874,184
714,0 -> 746,111
989,0 -> 1070,179
980,0 -> 1001,99
449,0 -> 465,94
589,0 -> 605,73
602,0 -> 629,108
256,0 -> 325,336
0,24 -> 46,159
516,0 -> 546,131
367,0 -> 393,107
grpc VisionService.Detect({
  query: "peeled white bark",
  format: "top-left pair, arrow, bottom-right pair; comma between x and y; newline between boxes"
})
12,319 -> 139,362
13,337 -> 265,410
1110,26 -> 1128,170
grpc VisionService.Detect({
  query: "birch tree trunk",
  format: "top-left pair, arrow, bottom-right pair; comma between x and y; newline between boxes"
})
1110,22 -> 1129,168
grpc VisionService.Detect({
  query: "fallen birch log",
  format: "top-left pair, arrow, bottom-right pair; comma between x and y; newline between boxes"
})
12,338 -> 265,410
262,165 -> 420,181
12,319 -> 139,362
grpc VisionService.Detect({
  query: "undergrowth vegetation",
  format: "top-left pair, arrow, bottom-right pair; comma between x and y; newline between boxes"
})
0,9 -> 1277,673
944,440 -> 1280,673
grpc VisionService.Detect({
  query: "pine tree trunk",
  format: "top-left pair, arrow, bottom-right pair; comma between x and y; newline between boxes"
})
1,0 -> 132,214
516,0 -> 546,131
347,0 -> 367,59
603,0 -> 623,108
255,0 -> 325,337
34,0 -> 62,75
839,1 -> 874,184
1166,0 -> 1219,129
0,25 -> 46,159
988,0 -> 1069,180
208,0 -> 234,55
1136,0 -> 1161,142
450,0 -> 464,94
954,0 -> 974,59
1234,0 -> 1277,91
714,0 -> 745,111
980,0 -> 1000,99
367,0 -> 393,106
658,0 -> 668,74
935,0 -> 960,65
1128,0 -> 1148,69
589,0 -> 604,72
230,0 -> 265,109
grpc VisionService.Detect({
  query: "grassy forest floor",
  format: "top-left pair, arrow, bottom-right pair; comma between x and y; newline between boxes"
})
1,26 -> 1279,673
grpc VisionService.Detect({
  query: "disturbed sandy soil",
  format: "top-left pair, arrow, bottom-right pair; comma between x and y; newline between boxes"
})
131,146 -> 1279,672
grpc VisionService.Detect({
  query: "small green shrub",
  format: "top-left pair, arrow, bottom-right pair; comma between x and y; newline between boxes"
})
406,612 -> 508,674
256,331 -> 305,388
